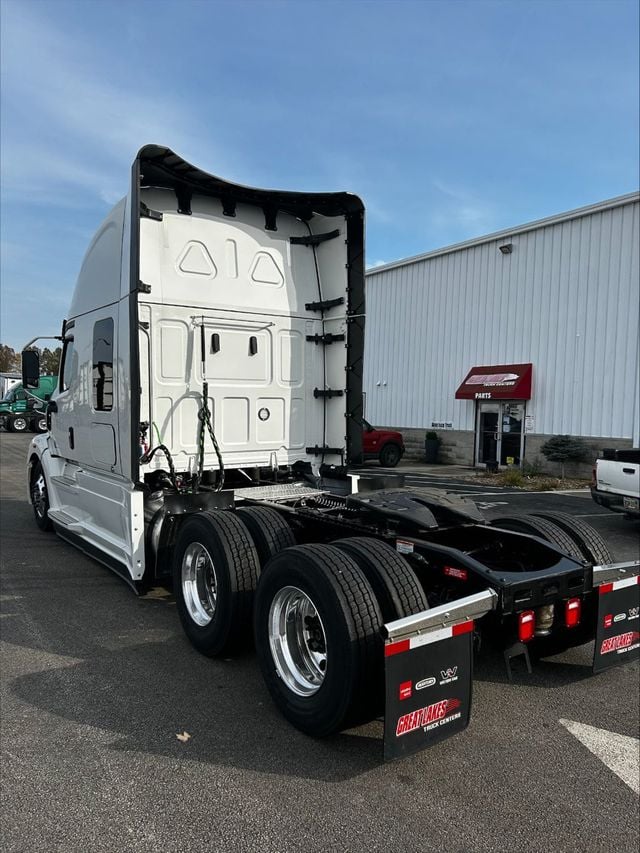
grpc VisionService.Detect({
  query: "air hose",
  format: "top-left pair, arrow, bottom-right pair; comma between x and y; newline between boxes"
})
139,444 -> 186,493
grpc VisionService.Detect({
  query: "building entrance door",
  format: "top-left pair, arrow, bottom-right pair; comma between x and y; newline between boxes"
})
476,401 -> 525,467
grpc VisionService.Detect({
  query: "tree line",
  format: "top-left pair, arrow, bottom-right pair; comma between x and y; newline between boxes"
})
0,344 -> 61,376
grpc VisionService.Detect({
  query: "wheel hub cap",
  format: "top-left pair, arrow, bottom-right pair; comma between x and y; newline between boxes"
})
181,542 -> 217,627
269,586 -> 327,696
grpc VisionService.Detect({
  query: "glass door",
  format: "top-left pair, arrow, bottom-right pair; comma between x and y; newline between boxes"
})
476,401 -> 525,467
500,403 -> 524,466
477,402 -> 500,465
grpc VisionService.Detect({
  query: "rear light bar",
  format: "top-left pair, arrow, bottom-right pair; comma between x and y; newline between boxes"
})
565,597 -> 581,629
518,610 -> 535,643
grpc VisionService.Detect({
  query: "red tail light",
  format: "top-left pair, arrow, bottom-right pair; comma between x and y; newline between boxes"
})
565,598 -> 581,629
591,466 -> 597,487
518,610 -> 535,643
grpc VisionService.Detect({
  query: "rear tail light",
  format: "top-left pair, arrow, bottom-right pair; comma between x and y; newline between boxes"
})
518,610 -> 536,643
591,466 -> 597,487
565,598 -> 581,629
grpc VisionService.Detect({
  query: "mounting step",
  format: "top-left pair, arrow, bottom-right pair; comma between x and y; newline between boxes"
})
306,445 -> 344,456
306,333 -> 345,345
140,202 -> 163,221
305,296 -> 344,312
313,388 -> 343,399
290,228 -> 340,247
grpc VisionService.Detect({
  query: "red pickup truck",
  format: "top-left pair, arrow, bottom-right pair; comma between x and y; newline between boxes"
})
362,419 -> 405,467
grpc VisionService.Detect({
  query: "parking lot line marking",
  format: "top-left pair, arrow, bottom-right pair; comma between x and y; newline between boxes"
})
573,512 -> 615,518
560,719 -> 640,794
456,491 -> 531,497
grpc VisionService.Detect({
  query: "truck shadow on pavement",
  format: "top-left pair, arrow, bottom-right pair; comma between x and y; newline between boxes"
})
473,648 -> 597,688
1,522 -> 383,781
7,638 -> 384,782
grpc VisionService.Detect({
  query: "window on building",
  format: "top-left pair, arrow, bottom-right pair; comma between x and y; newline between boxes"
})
92,319 -> 114,411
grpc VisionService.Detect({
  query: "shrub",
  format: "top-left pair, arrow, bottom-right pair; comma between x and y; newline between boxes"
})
522,457 -> 543,477
536,477 -> 560,490
425,431 -> 440,442
498,469 -> 525,487
540,435 -> 589,479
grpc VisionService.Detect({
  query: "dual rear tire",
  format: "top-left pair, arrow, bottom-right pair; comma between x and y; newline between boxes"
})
254,544 -> 384,736
490,512 -> 614,658
172,510 -> 428,737
254,537 -> 428,735
491,513 -> 613,564
172,505 -> 298,657
172,511 -> 260,657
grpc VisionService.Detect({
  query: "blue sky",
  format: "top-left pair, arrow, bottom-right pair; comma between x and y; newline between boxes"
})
1,0 -> 638,351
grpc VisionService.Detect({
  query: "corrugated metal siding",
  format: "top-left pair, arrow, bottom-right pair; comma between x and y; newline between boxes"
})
364,198 -> 640,440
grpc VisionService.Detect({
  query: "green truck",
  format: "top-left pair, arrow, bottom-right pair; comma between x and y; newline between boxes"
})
0,375 -> 57,433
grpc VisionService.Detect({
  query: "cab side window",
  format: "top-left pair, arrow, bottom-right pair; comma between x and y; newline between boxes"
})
93,318 -> 114,412
60,338 -> 77,392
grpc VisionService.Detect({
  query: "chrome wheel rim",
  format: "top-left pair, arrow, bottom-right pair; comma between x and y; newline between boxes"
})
37,418 -> 47,432
13,418 -> 27,431
181,542 -> 217,627
32,473 -> 47,519
269,586 -> 327,696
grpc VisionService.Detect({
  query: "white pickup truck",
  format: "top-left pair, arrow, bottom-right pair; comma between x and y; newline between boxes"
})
591,449 -> 640,517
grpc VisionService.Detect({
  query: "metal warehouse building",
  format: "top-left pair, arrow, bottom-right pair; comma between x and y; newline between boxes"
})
364,192 -> 640,471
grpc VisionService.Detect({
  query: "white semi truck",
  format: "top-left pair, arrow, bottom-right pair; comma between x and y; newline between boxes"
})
23,146 -> 639,760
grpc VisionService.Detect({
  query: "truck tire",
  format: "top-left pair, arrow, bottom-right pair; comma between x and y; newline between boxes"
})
235,506 -> 296,570
31,415 -> 48,433
9,416 -> 29,433
530,511 -> 613,565
30,459 -> 53,531
334,537 -> 429,622
491,515 -> 584,560
379,443 -> 402,468
254,543 -> 383,736
172,510 -> 260,657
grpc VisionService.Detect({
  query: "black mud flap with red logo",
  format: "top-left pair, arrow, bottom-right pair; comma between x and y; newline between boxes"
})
383,620 -> 474,761
593,575 -> 640,674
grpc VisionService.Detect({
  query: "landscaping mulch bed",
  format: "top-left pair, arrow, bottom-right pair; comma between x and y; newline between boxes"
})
461,474 -> 590,491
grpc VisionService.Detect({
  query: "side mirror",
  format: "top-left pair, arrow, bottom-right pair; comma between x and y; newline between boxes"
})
22,350 -> 40,388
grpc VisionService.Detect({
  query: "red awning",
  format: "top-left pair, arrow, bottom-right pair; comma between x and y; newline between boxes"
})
455,363 -> 533,400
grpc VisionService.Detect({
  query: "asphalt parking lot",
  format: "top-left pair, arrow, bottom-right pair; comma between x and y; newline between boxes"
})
1,434 -> 639,853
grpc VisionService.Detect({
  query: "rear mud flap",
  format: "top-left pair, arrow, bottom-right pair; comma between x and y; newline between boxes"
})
382,589 -> 496,761
384,621 -> 473,760
593,575 -> 640,673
